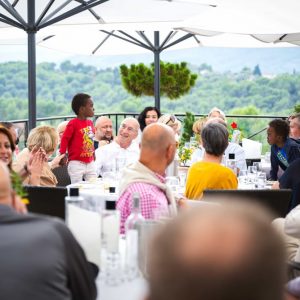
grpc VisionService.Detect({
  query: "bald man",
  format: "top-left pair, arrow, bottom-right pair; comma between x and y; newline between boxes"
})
117,123 -> 177,233
94,116 -> 114,149
95,117 -> 140,177
148,201 -> 286,300
0,162 -> 96,300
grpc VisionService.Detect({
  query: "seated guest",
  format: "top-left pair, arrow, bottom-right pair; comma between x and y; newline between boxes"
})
117,123 -> 177,233
57,121 -> 69,144
0,161 -> 97,300
190,117 -> 207,164
0,121 -> 19,147
157,114 -> 182,176
94,116 -> 114,149
158,114 -> 181,139
289,113 -> 300,141
95,117 -> 140,177
267,119 -> 300,180
207,106 -> 226,121
138,106 -> 161,132
54,121 -> 71,186
148,201 -> 286,300
185,123 -> 238,200
191,117 -> 247,172
0,126 -> 43,200
13,125 -> 64,186
207,117 -> 247,172
272,158 -> 300,210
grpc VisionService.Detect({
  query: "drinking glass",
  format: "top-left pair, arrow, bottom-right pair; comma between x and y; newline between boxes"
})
256,172 -> 267,189
166,176 -> 180,193
238,170 -> 248,185
253,162 -> 262,173
247,166 -> 257,183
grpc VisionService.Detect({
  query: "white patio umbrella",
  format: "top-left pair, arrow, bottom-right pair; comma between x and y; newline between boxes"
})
174,0 -> 300,46
0,0 -> 213,129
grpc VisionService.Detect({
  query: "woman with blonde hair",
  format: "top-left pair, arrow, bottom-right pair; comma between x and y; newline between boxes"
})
13,125 -> 64,186
190,117 -> 208,164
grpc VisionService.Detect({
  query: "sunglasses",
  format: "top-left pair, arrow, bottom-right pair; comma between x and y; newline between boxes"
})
166,115 -> 176,125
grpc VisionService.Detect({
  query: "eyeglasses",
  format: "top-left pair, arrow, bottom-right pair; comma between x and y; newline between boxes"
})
166,115 -> 176,125
120,123 -> 136,133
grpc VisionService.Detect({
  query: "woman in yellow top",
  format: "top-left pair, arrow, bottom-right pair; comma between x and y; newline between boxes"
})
185,123 -> 238,200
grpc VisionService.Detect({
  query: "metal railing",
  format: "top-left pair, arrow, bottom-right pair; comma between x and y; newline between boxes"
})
8,112 -> 287,150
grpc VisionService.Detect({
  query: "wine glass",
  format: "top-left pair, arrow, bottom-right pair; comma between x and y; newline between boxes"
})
166,176 -> 180,193
247,166 -> 257,184
253,162 -> 262,173
256,172 -> 267,189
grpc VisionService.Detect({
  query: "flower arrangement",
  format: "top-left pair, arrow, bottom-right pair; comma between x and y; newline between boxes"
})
228,121 -> 243,143
179,146 -> 194,166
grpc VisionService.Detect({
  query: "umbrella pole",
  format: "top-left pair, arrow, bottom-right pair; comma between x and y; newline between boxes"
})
28,0 -> 36,131
154,31 -> 161,111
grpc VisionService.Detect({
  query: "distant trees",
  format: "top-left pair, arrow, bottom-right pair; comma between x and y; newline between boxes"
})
0,60 -> 299,122
119,62 -> 198,100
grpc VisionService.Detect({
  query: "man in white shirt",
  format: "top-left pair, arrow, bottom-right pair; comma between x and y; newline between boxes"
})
95,117 -> 140,177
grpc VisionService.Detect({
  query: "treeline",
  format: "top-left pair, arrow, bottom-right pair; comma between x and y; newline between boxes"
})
0,61 -> 299,121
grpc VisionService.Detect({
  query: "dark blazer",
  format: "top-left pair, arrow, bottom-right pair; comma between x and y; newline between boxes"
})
0,205 -> 97,300
270,138 -> 300,180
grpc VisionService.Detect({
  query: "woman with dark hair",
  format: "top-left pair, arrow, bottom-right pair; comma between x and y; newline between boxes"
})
0,126 -> 45,187
267,119 -> 300,180
137,107 -> 161,131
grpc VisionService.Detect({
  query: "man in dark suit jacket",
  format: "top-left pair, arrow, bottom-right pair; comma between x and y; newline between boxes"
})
0,162 -> 97,300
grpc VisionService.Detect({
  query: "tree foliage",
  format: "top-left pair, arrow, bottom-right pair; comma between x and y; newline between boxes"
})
120,61 -> 197,100
179,112 -> 195,148
0,61 -> 299,123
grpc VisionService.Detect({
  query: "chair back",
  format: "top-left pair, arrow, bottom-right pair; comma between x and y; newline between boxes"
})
202,189 -> 292,218
52,165 -> 71,186
24,186 -> 67,220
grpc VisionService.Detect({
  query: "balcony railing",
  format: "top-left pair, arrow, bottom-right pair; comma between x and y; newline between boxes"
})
9,112 -> 287,151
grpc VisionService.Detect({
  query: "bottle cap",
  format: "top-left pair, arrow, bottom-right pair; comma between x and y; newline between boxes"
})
109,186 -> 116,193
105,200 -> 116,210
229,153 -> 235,160
69,187 -> 79,197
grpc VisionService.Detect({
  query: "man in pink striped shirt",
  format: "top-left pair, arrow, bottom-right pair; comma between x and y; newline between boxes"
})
117,123 -> 178,233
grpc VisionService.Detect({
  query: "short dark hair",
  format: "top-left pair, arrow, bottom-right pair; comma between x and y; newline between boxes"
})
148,202 -> 286,300
71,93 -> 91,115
138,106 -> 161,131
201,123 -> 228,156
269,119 -> 290,141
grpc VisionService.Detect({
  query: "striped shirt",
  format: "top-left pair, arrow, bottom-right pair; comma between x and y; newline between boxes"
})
117,173 -> 169,233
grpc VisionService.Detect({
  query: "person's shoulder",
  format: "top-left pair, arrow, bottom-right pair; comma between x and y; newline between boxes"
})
96,141 -> 114,153
126,181 -> 159,196
287,138 -> 300,146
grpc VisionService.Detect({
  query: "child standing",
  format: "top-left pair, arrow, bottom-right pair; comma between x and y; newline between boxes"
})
60,93 -> 97,183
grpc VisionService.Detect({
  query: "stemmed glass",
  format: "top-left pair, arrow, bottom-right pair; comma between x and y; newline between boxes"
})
166,176 -> 180,193
238,170 -> 248,186
253,162 -> 262,174
247,166 -> 257,184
